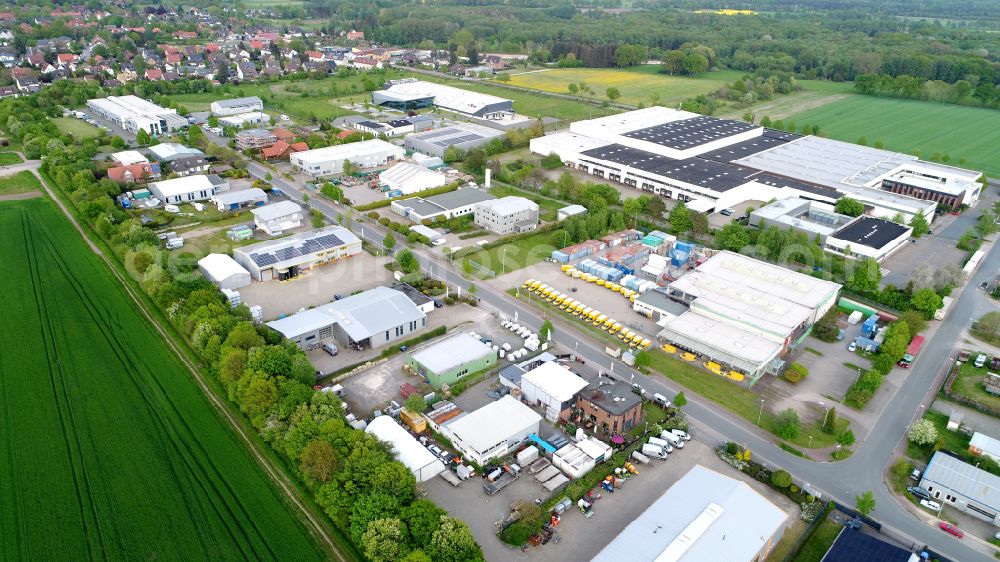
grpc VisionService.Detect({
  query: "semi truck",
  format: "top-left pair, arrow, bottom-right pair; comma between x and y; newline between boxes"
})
898,334 -> 926,368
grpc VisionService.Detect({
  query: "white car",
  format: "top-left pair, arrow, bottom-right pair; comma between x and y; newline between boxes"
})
920,499 -> 941,511
848,341 -> 857,352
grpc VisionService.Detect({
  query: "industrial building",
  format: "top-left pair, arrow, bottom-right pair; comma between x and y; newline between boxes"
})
379,162 -> 448,195
969,432 -> 1000,464
372,78 -> 513,120
633,288 -> 689,321
406,332 -> 497,387
750,198 -> 913,262
919,451 -> 1000,526
391,188 -> 496,223
473,196 -> 539,235
210,96 -> 264,116
594,465 -> 788,562
389,282 -> 435,313
148,174 -> 228,204
659,251 -> 841,382
519,362 -> 588,421
111,150 -> 147,166
251,200 -> 303,236
289,139 -> 404,177
197,253 -> 252,290
821,527 -> 917,562
530,107 -> 982,221
354,118 -> 426,138
442,395 -> 541,465
552,436 -> 614,480
86,95 -> 187,136
824,216 -> 913,263
266,286 -> 427,350
233,225 -> 361,281
366,416 -> 445,482
576,380 -> 642,435
218,111 -> 270,128
403,121 -> 507,159
557,204 -> 587,221
209,188 -> 267,211
148,143 -> 204,162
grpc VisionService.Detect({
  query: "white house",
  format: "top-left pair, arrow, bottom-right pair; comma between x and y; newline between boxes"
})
252,200 -> 304,236
148,174 -> 229,204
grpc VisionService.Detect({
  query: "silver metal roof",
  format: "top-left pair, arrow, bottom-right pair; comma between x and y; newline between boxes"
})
921,451 -> 1000,512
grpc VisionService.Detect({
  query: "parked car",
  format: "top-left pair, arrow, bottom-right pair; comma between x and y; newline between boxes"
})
975,353 -> 988,368
920,499 -> 941,511
981,281 -> 990,290
910,468 -> 922,481
938,522 -> 964,538
719,208 -> 733,216
433,299 -> 444,309
322,343 -> 338,356
427,444 -> 443,458
907,486 -> 931,500
848,341 -> 857,352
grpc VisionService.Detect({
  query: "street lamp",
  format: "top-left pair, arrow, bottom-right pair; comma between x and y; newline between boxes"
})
808,435 -> 813,447
757,399 -> 765,426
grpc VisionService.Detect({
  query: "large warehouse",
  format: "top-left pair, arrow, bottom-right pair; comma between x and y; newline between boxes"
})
659,251 -> 841,383
380,162 -> 448,195
407,332 -> 497,387
403,121 -> 506,159
520,362 -> 588,421
443,395 -> 541,465
87,95 -> 188,136
366,416 -> 445,482
391,188 -> 496,223
148,174 -> 228,204
530,107 -> 983,220
197,253 -> 252,290
266,286 -> 427,350
290,139 -> 405,177
594,465 -> 787,562
210,96 -> 263,116
233,225 -> 361,281
372,78 -> 513,120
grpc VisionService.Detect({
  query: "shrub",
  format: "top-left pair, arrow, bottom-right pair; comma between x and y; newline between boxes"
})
771,469 -> 793,488
775,408 -> 801,440
837,429 -> 856,446
784,362 -> 808,383
908,418 -> 938,446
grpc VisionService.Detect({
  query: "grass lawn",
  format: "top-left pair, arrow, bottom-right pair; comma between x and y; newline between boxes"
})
787,94 -> 1000,176
0,198 -> 327,561
767,519 -> 808,561
51,117 -> 101,140
791,518 -> 843,562
0,170 -> 41,195
460,231 -> 556,276
0,151 -> 22,165
906,409 -> 972,463
949,360 -> 1000,412
489,183 -> 565,220
507,66 -> 738,108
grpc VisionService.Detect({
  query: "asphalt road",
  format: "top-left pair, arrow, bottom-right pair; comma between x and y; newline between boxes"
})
221,131 -> 999,561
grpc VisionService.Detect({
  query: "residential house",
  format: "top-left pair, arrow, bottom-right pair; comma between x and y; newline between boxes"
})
169,156 -> 211,176
107,162 -> 161,184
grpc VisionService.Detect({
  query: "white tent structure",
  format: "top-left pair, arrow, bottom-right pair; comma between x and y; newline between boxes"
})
366,416 -> 446,482
198,253 -> 252,290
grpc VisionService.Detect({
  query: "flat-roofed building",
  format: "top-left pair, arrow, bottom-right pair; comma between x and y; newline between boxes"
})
576,380 -> 642,435
474,196 -> 539,235
148,174 -> 228,204
919,451 -> 1000,525
236,128 -> 277,151
366,416 -> 445,482
594,465 -> 787,562
251,200 -> 303,236
379,162 -> 448,195
749,198 -> 854,245
519,362 -> 588,421
442,395 -> 541,465
403,121 -> 506,158
406,332 -> 497,387
111,150 -> 148,166
825,216 -> 912,263
290,139 -> 404,177
148,143 -> 204,162
233,225 -> 361,281
210,96 -> 263,116
218,111 -> 270,129
391,188 -> 496,223
87,95 -> 187,136
266,286 -> 426,349
198,253 -> 252,290
209,187 -> 268,211
659,251 -> 841,382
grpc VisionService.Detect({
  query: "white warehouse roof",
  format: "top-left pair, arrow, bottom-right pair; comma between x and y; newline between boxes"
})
410,333 -> 495,374
594,465 -> 787,562
111,150 -> 148,165
446,395 -> 541,453
148,143 -> 205,161
251,200 -> 302,222
366,416 -> 446,482
149,174 -> 226,198
377,80 -> 511,116
475,196 -> 538,216
212,187 -> 267,206
521,362 -> 588,402
380,162 -> 447,193
197,253 -> 251,284
291,139 -> 401,166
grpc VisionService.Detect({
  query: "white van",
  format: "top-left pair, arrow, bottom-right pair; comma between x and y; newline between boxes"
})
652,393 -> 672,409
647,436 -> 673,453
165,237 -> 184,250
662,432 -> 685,448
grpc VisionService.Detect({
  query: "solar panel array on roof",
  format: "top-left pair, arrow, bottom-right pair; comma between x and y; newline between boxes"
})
433,133 -> 483,147
580,144 -> 757,192
699,130 -> 799,163
622,116 -> 757,150
249,233 -> 345,267
752,173 -> 840,199
413,128 -> 457,141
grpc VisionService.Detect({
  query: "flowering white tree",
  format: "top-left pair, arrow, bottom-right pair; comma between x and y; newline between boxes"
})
907,419 -> 938,446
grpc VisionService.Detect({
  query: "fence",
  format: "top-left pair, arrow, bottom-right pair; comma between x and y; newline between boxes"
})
780,501 -> 834,562
468,259 -> 496,278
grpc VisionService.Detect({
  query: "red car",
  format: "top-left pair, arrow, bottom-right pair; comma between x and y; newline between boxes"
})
939,522 -> 964,538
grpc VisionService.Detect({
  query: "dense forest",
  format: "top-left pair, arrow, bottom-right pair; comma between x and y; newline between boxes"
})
296,0 -> 999,85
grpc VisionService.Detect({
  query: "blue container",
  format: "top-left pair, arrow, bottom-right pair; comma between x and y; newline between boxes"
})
551,251 -> 569,263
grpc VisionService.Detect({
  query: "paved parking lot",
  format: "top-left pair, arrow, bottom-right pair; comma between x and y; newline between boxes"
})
424,438 -> 798,561
239,252 -> 395,320
488,260 -> 659,341
336,305 -> 528,414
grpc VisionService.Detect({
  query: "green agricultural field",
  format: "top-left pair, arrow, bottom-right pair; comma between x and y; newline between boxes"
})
787,95 -> 1000,176
0,198 -> 326,561
0,170 -> 40,195
52,117 -> 101,140
508,66 -> 738,107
